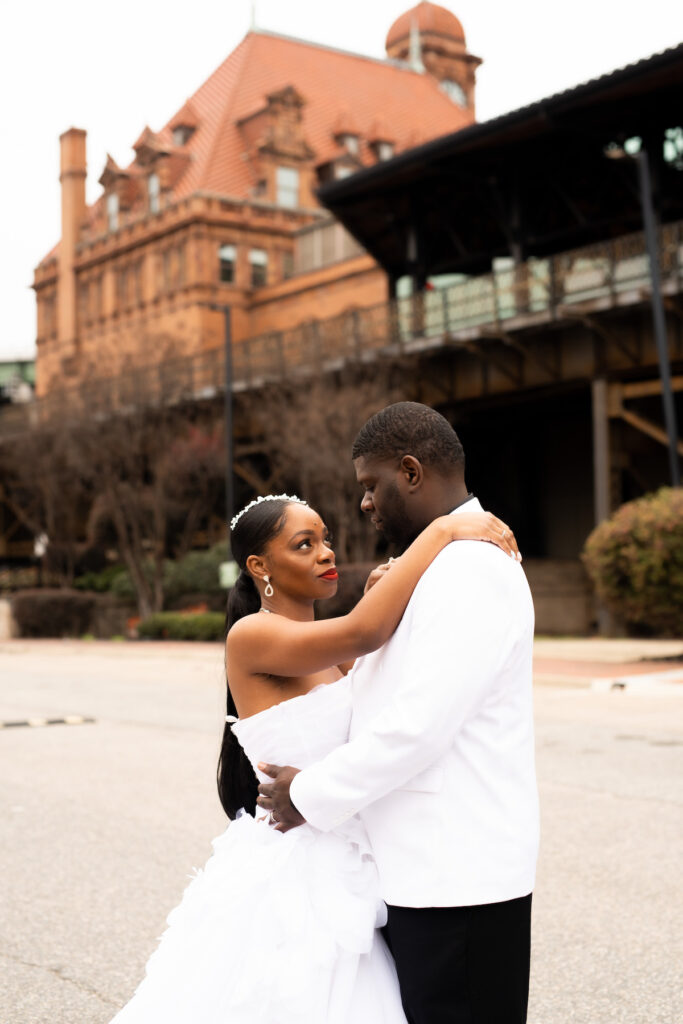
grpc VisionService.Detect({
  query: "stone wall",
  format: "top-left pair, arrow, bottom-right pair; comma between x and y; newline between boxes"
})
523,559 -> 595,635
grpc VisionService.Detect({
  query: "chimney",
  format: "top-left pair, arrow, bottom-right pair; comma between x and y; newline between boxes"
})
58,127 -> 87,355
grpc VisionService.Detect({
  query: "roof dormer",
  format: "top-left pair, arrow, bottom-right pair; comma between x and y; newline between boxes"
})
332,110 -> 362,156
238,84 -> 314,177
369,120 -> 396,162
169,100 -> 199,147
133,126 -> 170,167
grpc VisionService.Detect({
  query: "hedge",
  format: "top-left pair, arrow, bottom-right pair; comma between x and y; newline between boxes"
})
582,487 -> 683,635
12,589 -> 96,638
84,542 -> 231,605
138,611 -> 225,641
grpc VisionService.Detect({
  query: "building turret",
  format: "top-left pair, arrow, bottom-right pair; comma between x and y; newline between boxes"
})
386,2 -> 482,114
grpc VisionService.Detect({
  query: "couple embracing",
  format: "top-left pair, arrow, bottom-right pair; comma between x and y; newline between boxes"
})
111,402 -> 539,1024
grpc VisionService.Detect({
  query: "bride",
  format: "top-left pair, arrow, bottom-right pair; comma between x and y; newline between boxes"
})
110,493 -> 519,1023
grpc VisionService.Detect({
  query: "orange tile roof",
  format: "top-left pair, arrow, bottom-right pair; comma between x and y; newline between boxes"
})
145,30 -> 471,201
39,29 -> 472,265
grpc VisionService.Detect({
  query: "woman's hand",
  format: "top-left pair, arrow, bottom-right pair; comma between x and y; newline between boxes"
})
365,511 -> 520,595
443,511 -> 521,560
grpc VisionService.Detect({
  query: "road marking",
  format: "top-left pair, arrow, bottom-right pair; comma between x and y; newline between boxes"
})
0,715 -> 96,729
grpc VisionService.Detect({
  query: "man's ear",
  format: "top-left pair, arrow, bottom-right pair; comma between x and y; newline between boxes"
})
400,455 -> 424,492
246,554 -> 268,583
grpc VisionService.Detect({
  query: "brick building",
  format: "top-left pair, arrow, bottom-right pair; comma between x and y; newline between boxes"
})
33,3 -> 481,396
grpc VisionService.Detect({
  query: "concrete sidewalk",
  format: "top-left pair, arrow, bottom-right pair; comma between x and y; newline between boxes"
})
533,637 -> 683,691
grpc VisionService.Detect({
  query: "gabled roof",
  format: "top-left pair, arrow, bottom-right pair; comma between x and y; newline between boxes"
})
169,99 -> 199,131
157,29 -> 470,200
38,28 -> 471,266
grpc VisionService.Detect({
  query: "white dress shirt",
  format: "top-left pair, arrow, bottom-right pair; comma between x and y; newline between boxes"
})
290,498 -> 539,908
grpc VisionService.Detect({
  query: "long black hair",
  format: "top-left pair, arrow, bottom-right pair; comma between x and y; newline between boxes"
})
217,496 -> 304,819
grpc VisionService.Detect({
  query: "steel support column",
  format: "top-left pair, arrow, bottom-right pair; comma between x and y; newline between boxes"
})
592,378 -> 616,635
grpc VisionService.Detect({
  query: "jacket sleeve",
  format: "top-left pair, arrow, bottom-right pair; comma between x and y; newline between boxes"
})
290,544 -> 520,832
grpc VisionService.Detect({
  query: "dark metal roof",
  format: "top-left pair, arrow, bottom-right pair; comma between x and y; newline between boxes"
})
318,43 -> 683,277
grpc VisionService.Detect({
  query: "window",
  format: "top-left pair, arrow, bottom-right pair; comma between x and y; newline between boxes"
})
282,250 -> 295,280
219,244 -> 236,283
341,134 -> 359,155
173,126 -> 193,146
276,166 -> 299,208
107,192 -> 119,231
162,250 -> 171,292
249,248 -> 268,287
133,261 -> 143,306
148,173 -> 160,214
78,281 -> 90,324
664,127 -> 683,170
335,164 -> 354,180
376,141 -> 394,161
440,79 -> 467,106
176,244 -> 186,287
44,295 -> 56,336
117,266 -> 129,308
94,275 -> 103,319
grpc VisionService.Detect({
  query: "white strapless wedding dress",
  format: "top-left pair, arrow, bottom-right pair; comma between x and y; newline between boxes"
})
110,679 -> 407,1023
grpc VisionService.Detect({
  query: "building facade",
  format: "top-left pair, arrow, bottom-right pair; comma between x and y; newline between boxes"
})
33,3 -> 481,396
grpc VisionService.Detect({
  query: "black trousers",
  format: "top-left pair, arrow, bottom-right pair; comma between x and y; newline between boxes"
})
383,894 -> 532,1024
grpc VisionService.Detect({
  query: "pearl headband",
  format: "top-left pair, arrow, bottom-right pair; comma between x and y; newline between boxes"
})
230,493 -> 308,531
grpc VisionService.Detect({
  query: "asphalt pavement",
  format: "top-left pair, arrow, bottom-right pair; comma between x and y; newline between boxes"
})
0,639 -> 681,1023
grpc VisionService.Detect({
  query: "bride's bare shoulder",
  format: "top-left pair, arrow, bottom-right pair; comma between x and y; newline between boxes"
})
226,612 -> 267,649
227,610 -> 293,645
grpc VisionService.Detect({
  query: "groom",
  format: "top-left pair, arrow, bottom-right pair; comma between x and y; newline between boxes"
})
258,401 -> 539,1023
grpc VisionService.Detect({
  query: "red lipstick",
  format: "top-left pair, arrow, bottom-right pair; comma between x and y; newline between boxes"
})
320,569 -> 339,581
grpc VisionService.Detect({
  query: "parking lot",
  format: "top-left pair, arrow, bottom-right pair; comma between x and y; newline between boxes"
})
1,639 -> 681,1023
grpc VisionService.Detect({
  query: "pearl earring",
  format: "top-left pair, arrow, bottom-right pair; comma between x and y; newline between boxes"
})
263,575 -> 274,598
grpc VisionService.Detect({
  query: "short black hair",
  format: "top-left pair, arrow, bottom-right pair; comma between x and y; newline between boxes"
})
352,402 -> 465,475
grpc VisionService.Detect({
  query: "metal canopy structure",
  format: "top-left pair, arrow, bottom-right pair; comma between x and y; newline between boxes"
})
318,44 -> 683,282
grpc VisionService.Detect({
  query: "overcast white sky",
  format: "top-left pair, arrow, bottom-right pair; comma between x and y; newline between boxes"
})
1,0 -> 681,361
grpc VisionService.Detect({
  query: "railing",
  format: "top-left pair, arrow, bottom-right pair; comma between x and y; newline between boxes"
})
2,220 -> 681,436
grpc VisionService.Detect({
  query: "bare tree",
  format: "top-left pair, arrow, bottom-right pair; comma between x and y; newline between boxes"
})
78,409 -> 225,617
255,366 -> 405,562
162,420 -> 226,559
0,421 -> 89,586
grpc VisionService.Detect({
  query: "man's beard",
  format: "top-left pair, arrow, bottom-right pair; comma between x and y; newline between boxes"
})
378,482 -> 415,550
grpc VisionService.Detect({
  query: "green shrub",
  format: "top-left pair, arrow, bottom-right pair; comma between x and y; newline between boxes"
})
73,565 -> 127,593
12,589 -> 95,638
582,487 -> 683,635
103,543 -> 231,605
138,611 -> 225,641
165,543 -> 230,602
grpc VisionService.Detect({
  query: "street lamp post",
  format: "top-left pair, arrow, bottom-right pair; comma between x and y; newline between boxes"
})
221,306 -> 234,528
205,302 -> 234,527
632,148 -> 680,487
605,141 -> 680,487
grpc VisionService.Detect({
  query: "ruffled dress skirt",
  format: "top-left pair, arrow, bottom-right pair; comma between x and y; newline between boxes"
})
110,810 -> 407,1023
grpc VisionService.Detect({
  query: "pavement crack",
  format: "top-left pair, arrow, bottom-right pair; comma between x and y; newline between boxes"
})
0,949 -> 117,1007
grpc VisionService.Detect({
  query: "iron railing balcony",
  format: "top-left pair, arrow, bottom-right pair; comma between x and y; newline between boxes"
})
2,220 -> 682,437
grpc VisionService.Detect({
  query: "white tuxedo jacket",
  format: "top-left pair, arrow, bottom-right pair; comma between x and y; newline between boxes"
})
291,498 -> 540,908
